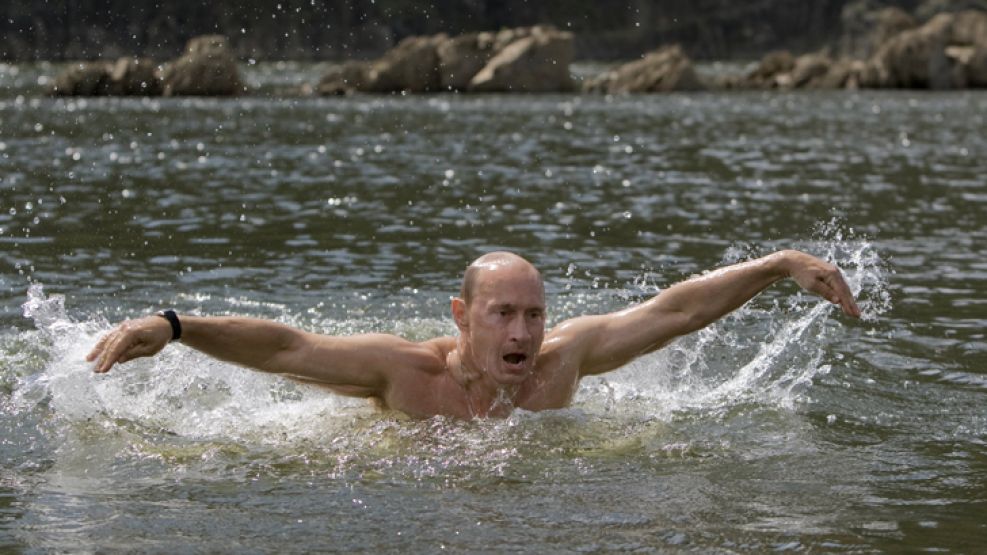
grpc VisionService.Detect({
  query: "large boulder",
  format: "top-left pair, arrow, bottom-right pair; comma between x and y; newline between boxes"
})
160,35 -> 244,96
863,13 -> 954,87
468,26 -> 575,92
50,62 -> 112,96
785,53 -> 834,88
916,0 -> 987,22
737,50 -> 796,89
317,61 -> 370,95
107,57 -> 162,95
582,44 -> 704,93
951,8 -> 987,43
966,43 -> 987,85
364,34 -> 447,93
437,33 -> 496,91
862,10 -> 987,88
313,26 -> 578,94
817,58 -> 869,89
840,3 -> 917,59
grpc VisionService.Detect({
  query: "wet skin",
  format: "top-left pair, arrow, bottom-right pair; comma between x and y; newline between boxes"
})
88,250 -> 861,419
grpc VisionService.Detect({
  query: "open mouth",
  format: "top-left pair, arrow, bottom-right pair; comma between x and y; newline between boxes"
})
503,353 -> 527,366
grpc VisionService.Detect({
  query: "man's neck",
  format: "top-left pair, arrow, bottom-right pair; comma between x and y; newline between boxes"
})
447,342 -> 520,417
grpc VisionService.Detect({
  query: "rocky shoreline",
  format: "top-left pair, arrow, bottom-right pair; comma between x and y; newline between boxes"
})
47,7 -> 987,97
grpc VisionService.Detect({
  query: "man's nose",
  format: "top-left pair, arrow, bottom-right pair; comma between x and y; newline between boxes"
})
508,315 -> 530,342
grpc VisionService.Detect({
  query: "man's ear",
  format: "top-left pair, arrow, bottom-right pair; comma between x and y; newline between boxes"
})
451,297 -> 468,331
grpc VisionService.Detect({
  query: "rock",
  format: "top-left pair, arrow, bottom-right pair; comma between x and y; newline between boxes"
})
49,62 -> 112,96
963,43 -> 987,85
816,58 -> 868,89
437,33 -> 495,91
107,57 -> 162,95
948,11 -> 987,86
492,27 -> 534,53
160,35 -> 244,96
840,2 -> 917,59
468,26 -> 575,92
582,44 -> 703,93
863,13 -> 954,88
49,57 -> 163,97
741,50 -> 795,88
788,53 -> 833,88
314,26 -> 576,94
317,61 -> 370,95
950,9 -> 987,44
916,0 -> 987,22
364,34 -> 447,93
862,11 -> 987,88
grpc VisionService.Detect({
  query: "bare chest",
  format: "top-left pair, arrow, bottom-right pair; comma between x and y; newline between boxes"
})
381,358 -> 580,419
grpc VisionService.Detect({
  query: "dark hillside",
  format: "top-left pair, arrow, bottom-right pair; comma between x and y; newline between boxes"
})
0,0 -> 927,61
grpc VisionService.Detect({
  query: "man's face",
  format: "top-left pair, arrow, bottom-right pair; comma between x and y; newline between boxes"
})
458,263 -> 546,385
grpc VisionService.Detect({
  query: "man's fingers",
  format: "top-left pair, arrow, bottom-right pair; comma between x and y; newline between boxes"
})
813,277 -> 840,304
86,333 -> 110,362
822,272 -> 862,319
96,332 -> 131,373
825,272 -> 861,318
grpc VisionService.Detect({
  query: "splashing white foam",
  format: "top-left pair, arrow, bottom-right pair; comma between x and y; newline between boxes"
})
576,234 -> 890,418
18,284 -> 367,444
16,232 -> 889,445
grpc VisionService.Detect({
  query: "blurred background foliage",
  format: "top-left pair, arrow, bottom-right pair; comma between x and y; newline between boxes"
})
0,0 -> 967,61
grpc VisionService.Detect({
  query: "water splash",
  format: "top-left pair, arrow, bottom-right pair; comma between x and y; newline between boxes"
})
10,229 -> 890,474
577,230 -> 890,418
15,284 -> 365,445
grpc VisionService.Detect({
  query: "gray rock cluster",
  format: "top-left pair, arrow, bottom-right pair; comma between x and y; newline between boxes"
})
50,35 -> 244,97
582,45 -> 705,93
723,8 -> 987,90
47,6 -> 987,97
317,26 -> 575,94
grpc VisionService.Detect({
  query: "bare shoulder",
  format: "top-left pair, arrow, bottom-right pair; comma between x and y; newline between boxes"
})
537,314 -> 609,370
417,336 -> 457,373
540,313 -> 627,378
543,314 -> 609,353
346,333 -> 450,374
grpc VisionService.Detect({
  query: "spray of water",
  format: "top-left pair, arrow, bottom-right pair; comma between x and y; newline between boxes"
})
577,229 -> 890,419
13,230 -> 889,456
15,284 -> 365,448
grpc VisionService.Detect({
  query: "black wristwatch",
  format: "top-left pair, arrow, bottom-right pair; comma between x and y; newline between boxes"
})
156,309 -> 182,341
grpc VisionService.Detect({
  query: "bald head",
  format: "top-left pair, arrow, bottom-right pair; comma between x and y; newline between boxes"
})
460,251 -> 543,306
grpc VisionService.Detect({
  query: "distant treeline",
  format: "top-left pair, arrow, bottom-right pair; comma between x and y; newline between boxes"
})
1,0 -> 923,61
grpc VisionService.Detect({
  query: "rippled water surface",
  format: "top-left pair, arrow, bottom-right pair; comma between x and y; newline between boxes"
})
2,63 -> 986,552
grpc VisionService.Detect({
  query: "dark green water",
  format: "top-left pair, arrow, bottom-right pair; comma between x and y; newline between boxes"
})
1,63 -> 986,552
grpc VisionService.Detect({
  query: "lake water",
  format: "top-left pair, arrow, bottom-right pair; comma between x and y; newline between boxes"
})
1,63 -> 985,552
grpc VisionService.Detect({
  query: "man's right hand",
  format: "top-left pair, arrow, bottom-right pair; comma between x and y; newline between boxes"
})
87,316 -> 172,373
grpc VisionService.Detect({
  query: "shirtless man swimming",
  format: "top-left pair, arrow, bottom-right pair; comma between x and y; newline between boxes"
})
88,250 -> 861,418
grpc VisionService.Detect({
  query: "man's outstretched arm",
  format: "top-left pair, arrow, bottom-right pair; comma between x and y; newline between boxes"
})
548,250 -> 861,377
87,315 -> 436,397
